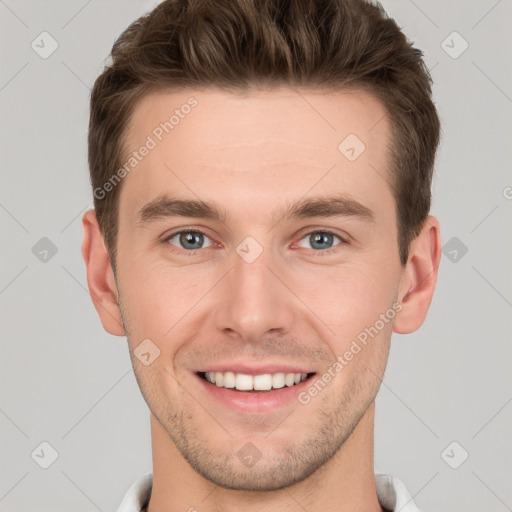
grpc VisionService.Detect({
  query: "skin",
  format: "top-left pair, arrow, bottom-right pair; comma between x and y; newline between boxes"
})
82,86 -> 441,512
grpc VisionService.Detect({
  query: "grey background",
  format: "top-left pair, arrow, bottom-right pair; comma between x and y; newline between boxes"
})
1,1 -> 511,511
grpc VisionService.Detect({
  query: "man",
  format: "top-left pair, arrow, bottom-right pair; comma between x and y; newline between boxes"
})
81,0 -> 441,510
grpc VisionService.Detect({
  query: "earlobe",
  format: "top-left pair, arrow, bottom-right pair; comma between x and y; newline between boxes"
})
81,209 -> 126,336
393,215 -> 442,334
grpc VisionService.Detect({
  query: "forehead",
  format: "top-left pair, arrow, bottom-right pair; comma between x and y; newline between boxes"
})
120,86 -> 393,221
126,86 -> 389,154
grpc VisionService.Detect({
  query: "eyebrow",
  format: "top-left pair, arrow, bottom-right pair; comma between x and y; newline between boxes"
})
136,194 -> 375,226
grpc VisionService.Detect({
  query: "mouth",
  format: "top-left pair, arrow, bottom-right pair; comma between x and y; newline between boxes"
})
194,369 -> 318,413
197,371 -> 316,393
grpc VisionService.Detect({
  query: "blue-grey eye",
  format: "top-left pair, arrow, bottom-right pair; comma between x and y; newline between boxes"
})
297,231 -> 342,250
167,230 -> 213,250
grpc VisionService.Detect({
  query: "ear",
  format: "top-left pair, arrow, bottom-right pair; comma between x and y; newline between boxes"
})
393,215 -> 441,334
81,209 -> 126,336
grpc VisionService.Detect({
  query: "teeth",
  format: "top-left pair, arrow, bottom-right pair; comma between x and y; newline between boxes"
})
285,373 -> 295,387
215,372 -> 224,387
204,371 -> 309,391
254,374 -> 272,390
272,373 -> 285,389
223,371 -> 235,388
235,373 -> 253,390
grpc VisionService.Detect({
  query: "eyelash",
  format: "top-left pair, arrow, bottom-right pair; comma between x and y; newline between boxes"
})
163,228 -> 346,256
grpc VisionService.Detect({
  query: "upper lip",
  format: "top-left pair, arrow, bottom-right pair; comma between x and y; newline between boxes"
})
195,363 -> 315,375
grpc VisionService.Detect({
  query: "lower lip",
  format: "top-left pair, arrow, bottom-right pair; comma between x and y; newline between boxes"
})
195,373 -> 315,413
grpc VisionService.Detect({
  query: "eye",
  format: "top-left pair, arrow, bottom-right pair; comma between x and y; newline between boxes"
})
296,230 -> 344,253
165,229 -> 213,251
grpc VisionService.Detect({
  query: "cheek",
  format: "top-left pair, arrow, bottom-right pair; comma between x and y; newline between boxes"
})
118,257 -> 213,343
287,260 -> 397,379
293,261 -> 398,333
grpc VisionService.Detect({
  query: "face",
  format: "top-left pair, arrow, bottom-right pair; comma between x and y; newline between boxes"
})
113,86 -> 404,490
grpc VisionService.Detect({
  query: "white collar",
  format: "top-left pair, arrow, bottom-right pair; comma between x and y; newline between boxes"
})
117,471 -> 420,512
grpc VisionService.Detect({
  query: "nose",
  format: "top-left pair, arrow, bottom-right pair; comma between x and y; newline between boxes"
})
214,246 -> 296,343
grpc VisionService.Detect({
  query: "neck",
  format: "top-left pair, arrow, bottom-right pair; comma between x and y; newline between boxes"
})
147,402 -> 383,512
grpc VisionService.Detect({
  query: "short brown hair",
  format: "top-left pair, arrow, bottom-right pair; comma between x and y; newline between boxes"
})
88,0 -> 440,270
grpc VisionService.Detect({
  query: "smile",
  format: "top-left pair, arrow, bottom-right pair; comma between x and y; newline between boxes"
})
198,371 -> 316,392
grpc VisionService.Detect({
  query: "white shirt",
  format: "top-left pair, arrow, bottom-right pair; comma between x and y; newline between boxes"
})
117,472 -> 420,512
